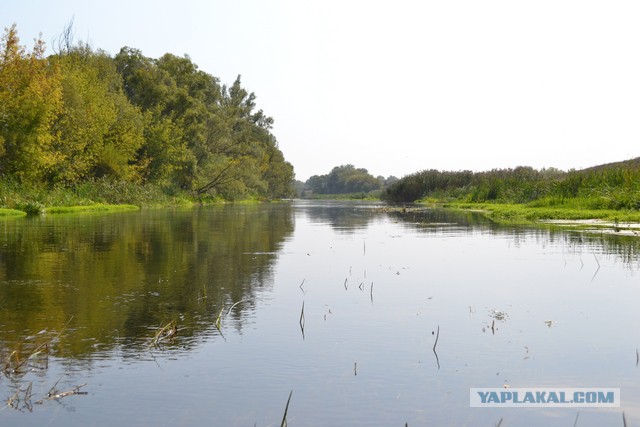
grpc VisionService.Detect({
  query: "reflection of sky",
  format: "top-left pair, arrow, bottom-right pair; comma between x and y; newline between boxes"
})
1,201 -> 638,426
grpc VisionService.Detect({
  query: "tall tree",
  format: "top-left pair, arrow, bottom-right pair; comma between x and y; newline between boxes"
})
49,44 -> 144,183
0,25 -> 63,182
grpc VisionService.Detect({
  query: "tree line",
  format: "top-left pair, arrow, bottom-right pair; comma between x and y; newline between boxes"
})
301,164 -> 398,197
0,24 -> 294,201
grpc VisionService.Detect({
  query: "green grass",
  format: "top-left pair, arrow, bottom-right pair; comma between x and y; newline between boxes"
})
439,201 -> 640,224
0,208 -> 28,217
43,204 -> 141,214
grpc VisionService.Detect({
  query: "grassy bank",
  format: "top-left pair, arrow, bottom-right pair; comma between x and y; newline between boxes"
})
0,178 -> 218,216
438,201 -> 640,225
43,204 -> 141,214
0,208 -> 27,218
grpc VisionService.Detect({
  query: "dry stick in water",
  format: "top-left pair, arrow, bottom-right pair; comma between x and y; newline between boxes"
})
299,302 -> 305,339
214,308 -> 226,341
227,299 -> 246,316
432,325 -> 441,369
636,349 -> 639,367
623,411 -> 628,427
370,282 -> 374,302
280,390 -> 293,427
591,253 -> 601,281
344,278 -> 348,290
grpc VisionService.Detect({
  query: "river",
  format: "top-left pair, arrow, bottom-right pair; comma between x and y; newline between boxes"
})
0,200 -> 638,426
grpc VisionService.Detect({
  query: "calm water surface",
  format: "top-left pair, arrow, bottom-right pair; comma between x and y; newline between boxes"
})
0,200 -> 639,426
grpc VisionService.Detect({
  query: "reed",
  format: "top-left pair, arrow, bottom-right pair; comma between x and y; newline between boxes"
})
151,320 -> 177,347
280,390 -> 293,427
299,302 -> 305,339
432,325 -> 441,369
215,307 -> 224,334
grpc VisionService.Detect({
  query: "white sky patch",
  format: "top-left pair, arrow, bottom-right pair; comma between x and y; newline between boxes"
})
3,0 -> 639,181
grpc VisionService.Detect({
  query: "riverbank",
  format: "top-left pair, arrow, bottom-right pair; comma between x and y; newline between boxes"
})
0,178 -> 264,216
435,201 -> 640,233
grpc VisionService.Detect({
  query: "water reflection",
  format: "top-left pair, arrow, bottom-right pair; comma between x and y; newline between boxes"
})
0,203 -> 294,359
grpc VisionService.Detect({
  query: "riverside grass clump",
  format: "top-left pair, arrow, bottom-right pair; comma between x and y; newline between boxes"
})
0,177 -> 194,214
442,201 -> 640,224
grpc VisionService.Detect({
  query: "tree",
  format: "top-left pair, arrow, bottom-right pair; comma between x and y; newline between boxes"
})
0,25 -> 63,182
49,45 -> 144,183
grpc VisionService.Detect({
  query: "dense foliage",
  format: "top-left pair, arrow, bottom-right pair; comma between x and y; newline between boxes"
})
0,25 -> 294,203
302,164 -> 397,197
382,161 -> 640,210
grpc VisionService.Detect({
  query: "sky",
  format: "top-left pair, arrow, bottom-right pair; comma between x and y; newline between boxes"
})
2,1 -> 640,181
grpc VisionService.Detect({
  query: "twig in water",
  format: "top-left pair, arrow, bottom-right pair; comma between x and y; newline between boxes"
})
213,307 -> 226,340
363,240 -> 366,256
496,417 -> 503,427
573,411 -> 579,427
636,349 -> 639,367
299,302 -> 305,340
432,325 -> 441,369
198,284 -> 207,302
370,282 -> 374,302
299,279 -> 306,293
280,390 -> 293,427
151,320 -> 177,347
54,316 -> 74,342
358,282 -> 364,291
354,362 -> 357,376
623,410 -> 627,427
227,299 -> 246,316
23,382 -> 32,412
344,278 -> 348,290
591,253 -> 601,281
35,382 -> 87,404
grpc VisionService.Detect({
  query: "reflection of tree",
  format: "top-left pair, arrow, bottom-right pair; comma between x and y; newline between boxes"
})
0,203 -> 293,358
299,200 -> 389,233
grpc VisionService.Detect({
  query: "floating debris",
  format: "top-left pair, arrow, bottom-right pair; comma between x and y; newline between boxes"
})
489,309 -> 509,321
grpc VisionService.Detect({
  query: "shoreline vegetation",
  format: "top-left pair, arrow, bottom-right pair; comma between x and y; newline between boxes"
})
0,24 -> 295,216
377,157 -> 640,232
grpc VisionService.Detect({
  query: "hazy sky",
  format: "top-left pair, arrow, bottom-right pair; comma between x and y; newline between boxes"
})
3,1 -> 640,181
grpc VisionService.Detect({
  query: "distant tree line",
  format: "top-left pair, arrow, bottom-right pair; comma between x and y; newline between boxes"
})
0,24 -> 294,200
382,161 -> 640,210
301,164 -> 398,197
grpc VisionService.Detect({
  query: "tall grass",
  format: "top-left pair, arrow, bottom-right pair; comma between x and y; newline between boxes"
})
382,163 -> 640,211
0,177 -> 194,212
